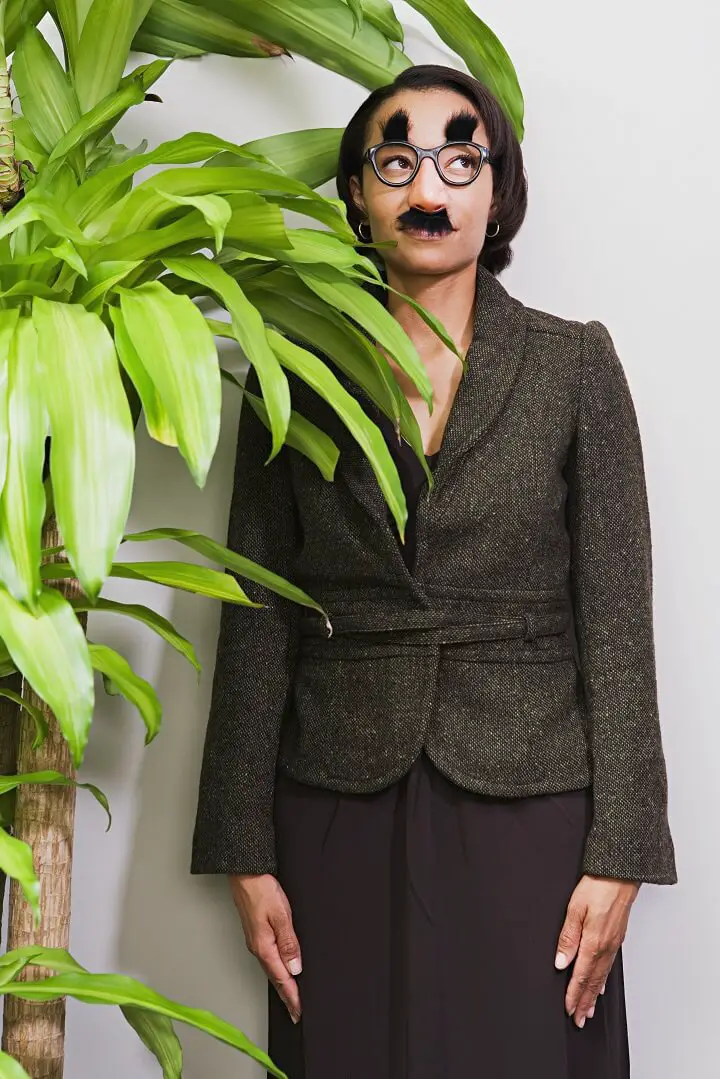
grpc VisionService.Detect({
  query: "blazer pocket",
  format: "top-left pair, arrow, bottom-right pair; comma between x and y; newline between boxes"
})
428,649 -> 589,789
283,647 -> 437,787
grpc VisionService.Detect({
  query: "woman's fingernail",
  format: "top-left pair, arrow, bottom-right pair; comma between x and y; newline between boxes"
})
555,952 -> 568,969
290,1011 -> 301,1025
600,983 -> 606,995
587,1005 -> 595,1019
288,958 -> 302,975
577,1016 -> 586,1029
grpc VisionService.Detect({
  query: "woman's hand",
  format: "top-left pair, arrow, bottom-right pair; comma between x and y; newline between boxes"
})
228,873 -> 303,1024
555,874 -> 641,1027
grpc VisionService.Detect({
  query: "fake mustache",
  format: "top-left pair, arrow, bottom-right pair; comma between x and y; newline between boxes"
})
398,207 -> 455,234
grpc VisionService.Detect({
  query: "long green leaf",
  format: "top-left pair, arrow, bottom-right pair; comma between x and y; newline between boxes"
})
3,0 -> 45,55
72,260 -> 141,309
0,769 -> 111,828
70,597 -> 201,674
11,26 -> 81,155
120,527 -> 329,619
215,127 -> 343,189
47,77 -> 146,168
356,0 -> 403,42
181,0 -> 410,88
51,0 -> 82,68
88,643 -> 162,743
0,584 -> 94,767
41,559 -> 260,605
33,299 -> 136,602
120,1007 -> 183,1079
0,317 -> 46,608
267,328 -> 408,538
295,263 -> 433,406
116,282 -> 221,486
74,0 -> 155,111
0,828 -> 39,924
109,306 -> 177,446
161,256 -> 290,459
0,193 -> 93,247
0,688 -> 49,749
135,0 -> 284,58
404,0 -> 524,141
0,971 -> 287,1078
0,308 -> 20,500
68,133 -> 277,227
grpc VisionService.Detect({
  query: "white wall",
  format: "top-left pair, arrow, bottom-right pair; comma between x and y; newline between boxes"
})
58,2 -> 717,1076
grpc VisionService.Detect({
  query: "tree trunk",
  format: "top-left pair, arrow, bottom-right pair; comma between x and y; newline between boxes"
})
1,514 -> 86,1078
0,669 -> 21,935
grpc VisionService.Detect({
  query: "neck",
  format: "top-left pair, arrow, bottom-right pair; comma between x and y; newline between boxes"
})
383,261 -> 478,358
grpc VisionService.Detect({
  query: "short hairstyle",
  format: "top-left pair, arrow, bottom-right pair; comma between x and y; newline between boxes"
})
336,63 -> 528,277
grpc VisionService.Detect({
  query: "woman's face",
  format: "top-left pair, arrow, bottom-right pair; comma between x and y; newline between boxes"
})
349,88 -> 496,279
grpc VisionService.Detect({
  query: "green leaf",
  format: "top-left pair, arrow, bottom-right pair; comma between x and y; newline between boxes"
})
215,127 -> 343,189
68,132 -> 276,227
153,192 -> 231,252
72,260 -> 141,309
0,687 -> 49,749
183,0 -> 410,89
0,193 -> 93,247
48,239 -> 88,278
88,643 -> 162,744
109,306 -> 178,446
161,256 -> 290,459
51,0 -> 82,68
70,596 -> 201,675
263,226 -> 378,275
32,299 -> 136,602
356,0 -> 403,42
295,263 -> 433,406
11,26 -> 81,155
215,367 -> 339,480
134,0 -> 281,58
0,769 -> 111,829
0,308 -> 20,499
120,1007 -> 183,1079
0,1049 -> 32,1078
116,282 -> 221,486
268,328 -> 408,538
0,828 -> 39,924
42,559 -> 261,607
3,0 -> 45,55
120,528 -> 328,619
47,77 -> 146,169
0,970 -> 287,1078
0,317 -> 47,608
0,584 -> 94,767
404,0 -> 524,141
74,0 -> 155,111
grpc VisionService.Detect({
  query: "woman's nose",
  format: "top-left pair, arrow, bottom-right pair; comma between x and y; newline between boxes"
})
407,156 -> 448,210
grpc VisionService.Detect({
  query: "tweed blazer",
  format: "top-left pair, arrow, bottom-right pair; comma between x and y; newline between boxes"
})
191,264 -> 678,886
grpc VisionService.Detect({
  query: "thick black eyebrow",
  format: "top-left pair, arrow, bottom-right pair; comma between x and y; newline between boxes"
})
380,107 -> 410,142
445,108 -> 480,142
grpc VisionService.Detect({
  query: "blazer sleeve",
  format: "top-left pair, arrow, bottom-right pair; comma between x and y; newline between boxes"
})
565,319 -> 678,885
190,366 -> 300,877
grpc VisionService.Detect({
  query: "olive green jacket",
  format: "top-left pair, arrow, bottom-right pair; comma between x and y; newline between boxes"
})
190,264 -> 678,886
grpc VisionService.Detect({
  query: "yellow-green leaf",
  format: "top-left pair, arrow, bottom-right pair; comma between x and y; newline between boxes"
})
0,828 -> 39,924
32,299 -> 136,602
88,643 -> 162,744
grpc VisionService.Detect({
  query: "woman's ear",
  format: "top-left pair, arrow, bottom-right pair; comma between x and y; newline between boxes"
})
348,175 -> 367,217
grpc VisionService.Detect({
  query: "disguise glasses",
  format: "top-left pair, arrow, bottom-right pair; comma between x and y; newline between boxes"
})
362,140 -> 494,187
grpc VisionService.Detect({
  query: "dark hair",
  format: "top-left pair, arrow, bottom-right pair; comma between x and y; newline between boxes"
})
336,64 -> 527,277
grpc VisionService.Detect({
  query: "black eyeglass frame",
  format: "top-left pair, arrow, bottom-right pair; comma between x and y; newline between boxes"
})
362,139 -> 495,187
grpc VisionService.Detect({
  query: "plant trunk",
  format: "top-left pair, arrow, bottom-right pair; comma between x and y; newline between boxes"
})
1,514 -> 87,1078
0,37 -> 22,213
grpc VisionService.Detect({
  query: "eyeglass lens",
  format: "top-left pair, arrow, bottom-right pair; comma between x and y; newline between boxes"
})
373,142 -> 483,184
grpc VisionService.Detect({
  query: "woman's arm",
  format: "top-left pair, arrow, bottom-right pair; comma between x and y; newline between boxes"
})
190,365 -> 299,878
565,319 -> 677,886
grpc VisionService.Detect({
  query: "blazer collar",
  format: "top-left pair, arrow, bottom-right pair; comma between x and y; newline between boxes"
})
335,262 -> 528,531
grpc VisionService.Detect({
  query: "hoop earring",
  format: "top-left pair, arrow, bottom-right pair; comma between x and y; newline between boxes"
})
358,219 -> 372,242
485,220 -> 500,238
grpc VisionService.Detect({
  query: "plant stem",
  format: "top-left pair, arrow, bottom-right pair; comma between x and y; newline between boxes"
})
0,1 -> 22,213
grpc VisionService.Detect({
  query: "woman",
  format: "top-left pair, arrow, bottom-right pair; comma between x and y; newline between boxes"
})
191,65 -> 678,1078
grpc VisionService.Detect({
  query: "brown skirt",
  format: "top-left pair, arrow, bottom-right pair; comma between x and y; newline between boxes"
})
267,750 -> 630,1079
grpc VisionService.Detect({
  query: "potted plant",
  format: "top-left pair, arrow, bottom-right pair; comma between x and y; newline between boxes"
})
0,0 -> 523,1074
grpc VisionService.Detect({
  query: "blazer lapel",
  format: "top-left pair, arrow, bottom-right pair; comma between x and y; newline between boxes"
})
332,263 -> 528,531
